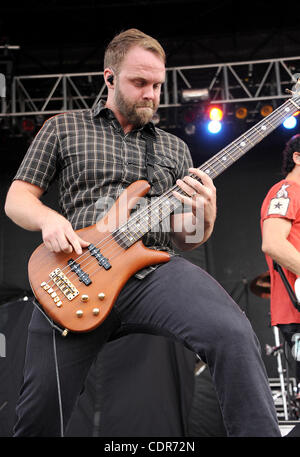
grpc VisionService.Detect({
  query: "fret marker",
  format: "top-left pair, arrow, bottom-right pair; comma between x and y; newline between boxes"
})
285,107 -> 290,112
222,156 -> 227,161
240,141 -> 246,147
261,125 -> 266,131
205,169 -> 210,174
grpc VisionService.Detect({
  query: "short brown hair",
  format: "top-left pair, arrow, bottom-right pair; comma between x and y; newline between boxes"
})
104,28 -> 166,74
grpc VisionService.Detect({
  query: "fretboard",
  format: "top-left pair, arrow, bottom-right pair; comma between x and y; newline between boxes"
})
115,94 -> 300,248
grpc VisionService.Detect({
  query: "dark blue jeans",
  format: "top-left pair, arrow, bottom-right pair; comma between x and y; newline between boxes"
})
13,256 -> 281,437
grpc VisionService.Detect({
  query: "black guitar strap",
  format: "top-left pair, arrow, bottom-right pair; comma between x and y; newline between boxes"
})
142,132 -> 155,183
273,261 -> 300,312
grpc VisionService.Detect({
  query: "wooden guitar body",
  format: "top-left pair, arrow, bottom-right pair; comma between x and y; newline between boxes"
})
28,180 -> 170,333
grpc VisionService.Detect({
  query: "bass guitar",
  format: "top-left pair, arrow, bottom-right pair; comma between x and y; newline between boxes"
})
28,81 -> 300,334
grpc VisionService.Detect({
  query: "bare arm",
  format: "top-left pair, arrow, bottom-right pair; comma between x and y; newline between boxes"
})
5,180 -> 89,254
262,217 -> 300,275
170,168 -> 216,251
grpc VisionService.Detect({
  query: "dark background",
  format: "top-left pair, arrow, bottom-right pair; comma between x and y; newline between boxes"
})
1,0 -> 300,436
1,0 -> 300,74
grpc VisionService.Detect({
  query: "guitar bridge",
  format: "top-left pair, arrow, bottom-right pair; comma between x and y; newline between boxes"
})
46,268 -> 79,301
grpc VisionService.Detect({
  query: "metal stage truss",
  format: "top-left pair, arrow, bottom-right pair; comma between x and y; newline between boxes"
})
1,55 -> 300,120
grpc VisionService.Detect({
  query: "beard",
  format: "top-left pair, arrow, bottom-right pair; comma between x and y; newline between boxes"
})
114,83 -> 157,128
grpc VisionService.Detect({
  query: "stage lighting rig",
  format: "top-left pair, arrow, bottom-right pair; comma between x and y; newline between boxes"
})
260,105 -> 273,117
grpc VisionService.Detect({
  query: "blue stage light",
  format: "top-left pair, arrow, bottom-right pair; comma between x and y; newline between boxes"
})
207,120 -> 222,134
283,116 -> 297,129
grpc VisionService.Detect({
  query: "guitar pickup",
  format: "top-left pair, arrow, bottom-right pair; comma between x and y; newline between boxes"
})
68,259 -> 92,286
88,244 -> 111,270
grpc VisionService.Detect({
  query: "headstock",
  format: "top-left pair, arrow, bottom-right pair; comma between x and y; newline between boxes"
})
286,74 -> 300,97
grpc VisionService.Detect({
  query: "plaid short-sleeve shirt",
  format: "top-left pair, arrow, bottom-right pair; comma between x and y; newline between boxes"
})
14,101 -> 193,275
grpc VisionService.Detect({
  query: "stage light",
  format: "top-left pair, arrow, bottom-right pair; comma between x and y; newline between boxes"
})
235,106 -> 248,120
209,106 -> 223,121
181,88 -> 209,103
207,120 -> 222,134
260,105 -> 273,117
283,116 -> 297,129
184,123 -> 196,135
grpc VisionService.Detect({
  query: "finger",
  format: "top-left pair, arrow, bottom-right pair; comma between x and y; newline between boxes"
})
66,234 -> 83,255
182,176 -> 204,195
172,189 -> 203,208
65,228 -> 90,255
49,237 -> 68,253
177,177 -> 211,203
44,239 -> 54,252
78,237 -> 90,247
57,237 -> 73,253
188,168 -> 215,188
176,178 -> 198,198
188,169 -> 216,203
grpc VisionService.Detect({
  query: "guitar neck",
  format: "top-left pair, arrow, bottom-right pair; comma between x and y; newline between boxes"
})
116,95 -> 300,248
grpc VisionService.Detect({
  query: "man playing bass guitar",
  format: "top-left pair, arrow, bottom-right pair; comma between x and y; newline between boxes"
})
5,29 -> 280,437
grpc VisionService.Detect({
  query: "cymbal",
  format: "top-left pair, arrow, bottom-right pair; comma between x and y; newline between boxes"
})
250,271 -> 270,299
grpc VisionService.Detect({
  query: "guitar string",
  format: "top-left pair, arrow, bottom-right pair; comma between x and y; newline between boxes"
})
43,95 -> 300,298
